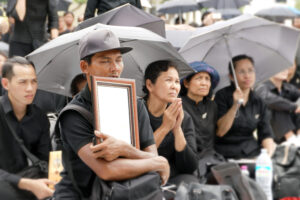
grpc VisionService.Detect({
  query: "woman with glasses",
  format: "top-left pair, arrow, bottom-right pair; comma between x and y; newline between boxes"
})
214,54 -> 276,163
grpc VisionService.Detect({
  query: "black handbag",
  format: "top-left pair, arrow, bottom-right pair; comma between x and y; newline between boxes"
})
91,171 -> 164,200
0,102 -> 48,178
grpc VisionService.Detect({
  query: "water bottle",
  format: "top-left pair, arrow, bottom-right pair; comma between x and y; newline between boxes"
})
255,149 -> 273,200
240,165 -> 249,177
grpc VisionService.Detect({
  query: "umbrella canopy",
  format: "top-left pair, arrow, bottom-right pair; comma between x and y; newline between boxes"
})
157,0 -> 199,14
179,14 -> 300,91
75,3 -> 165,37
255,4 -> 300,23
27,24 -> 193,97
217,8 -> 242,19
198,0 -> 250,9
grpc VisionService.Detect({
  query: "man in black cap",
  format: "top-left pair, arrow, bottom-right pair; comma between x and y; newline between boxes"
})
54,29 -> 170,199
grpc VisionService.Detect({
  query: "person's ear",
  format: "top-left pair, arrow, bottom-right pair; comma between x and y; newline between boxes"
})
80,60 -> 89,74
229,74 -> 234,82
183,79 -> 189,89
1,78 -> 9,90
145,79 -> 153,93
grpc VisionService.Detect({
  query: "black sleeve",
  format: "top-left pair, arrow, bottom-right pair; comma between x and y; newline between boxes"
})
215,89 -> 232,119
35,112 -> 51,161
84,0 -> 99,20
60,110 -> 94,154
257,101 -> 274,144
0,169 -> 21,186
255,84 -> 297,113
135,0 -> 142,8
175,112 -> 198,174
47,0 -> 59,29
137,99 -> 155,149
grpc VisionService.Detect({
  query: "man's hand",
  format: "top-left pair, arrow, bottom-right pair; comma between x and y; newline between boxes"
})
154,156 -> 170,186
90,131 -> 128,161
18,178 -> 54,199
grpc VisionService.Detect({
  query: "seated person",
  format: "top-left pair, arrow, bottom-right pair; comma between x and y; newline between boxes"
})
53,29 -> 169,199
180,61 -> 223,181
255,68 -> 300,144
142,60 -> 198,186
215,54 -> 276,161
0,57 -> 53,200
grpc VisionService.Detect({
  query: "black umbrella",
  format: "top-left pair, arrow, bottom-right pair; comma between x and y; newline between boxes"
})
75,3 -> 165,37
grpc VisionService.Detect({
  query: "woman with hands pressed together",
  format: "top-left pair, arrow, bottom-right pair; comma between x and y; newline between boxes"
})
142,60 -> 198,186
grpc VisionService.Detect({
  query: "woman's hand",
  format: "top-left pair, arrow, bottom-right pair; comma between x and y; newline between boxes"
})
172,98 -> 184,132
233,87 -> 244,105
161,99 -> 182,132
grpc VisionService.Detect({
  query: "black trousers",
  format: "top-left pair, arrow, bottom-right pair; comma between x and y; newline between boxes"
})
0,181 -> 36,200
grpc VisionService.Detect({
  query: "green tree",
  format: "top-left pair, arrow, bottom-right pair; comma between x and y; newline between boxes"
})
73,0 -> 87,4
296,0 -> 300,10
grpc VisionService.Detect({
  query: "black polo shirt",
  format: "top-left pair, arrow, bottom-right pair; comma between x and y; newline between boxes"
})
215,85 -> 273,159
59,85 -> 155,198
182,96 -> 217,154
142,99 -> 198,178
0,93 -> 50,186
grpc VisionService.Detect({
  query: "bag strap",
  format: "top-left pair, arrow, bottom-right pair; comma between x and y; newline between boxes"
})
55,103 -> 93,199
0,99 -> 44,168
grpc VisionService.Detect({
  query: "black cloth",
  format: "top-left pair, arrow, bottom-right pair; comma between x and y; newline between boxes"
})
84,0 -> 142,20
181,96 -> 217,154
56,85 -> 155,198
214,85 -> 274,159
143,99 -> 198,178
8,0 -> 58,56
290,65 -> 300,89
8,41 -> 34,57
255,80 -> 300,141
0,94 -> 50,186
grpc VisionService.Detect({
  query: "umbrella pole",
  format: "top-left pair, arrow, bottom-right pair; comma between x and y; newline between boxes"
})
225,37 -> 244,104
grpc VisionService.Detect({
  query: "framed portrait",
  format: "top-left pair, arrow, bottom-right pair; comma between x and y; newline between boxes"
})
92,76 -> 140,149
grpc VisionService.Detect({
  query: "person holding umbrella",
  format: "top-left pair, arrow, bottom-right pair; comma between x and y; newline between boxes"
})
142,60 -> 199,187
214,55 -> 276,170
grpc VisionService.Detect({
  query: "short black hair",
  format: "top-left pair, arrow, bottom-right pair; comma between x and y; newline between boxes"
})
201,11 -> 212,22
143,60 -> 178,100
70,73 -> 86,96
64,11 -> 74,18
81,54 -> 94,65
2,56 -> 35,80
228,54 -> 254,76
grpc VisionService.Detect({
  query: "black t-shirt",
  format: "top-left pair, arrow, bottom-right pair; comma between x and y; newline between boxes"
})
215,85 -> 274,159
142,99 -> 198,178
58,85 -> 155,197
182,96 -> 217,154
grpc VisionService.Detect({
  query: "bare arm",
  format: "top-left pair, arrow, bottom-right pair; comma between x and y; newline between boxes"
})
79,143 -> 170,184
18,178 -> 54,199
262,138 -> 276,157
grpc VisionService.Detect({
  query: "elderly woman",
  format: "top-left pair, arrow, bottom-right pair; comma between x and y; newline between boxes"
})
215,54 -> 276,160
180,61 -> 224,182
142,60 -> 198,186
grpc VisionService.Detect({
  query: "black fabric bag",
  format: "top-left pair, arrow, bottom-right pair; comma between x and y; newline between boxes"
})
272,145 -> 300,199
91,171 -> 163,200
174,182 -> 238,200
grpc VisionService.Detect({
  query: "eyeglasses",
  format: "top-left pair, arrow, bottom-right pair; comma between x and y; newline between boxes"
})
236,68 -> 255,76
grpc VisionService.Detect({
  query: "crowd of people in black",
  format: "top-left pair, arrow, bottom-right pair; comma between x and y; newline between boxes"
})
0,0 -> 300,200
